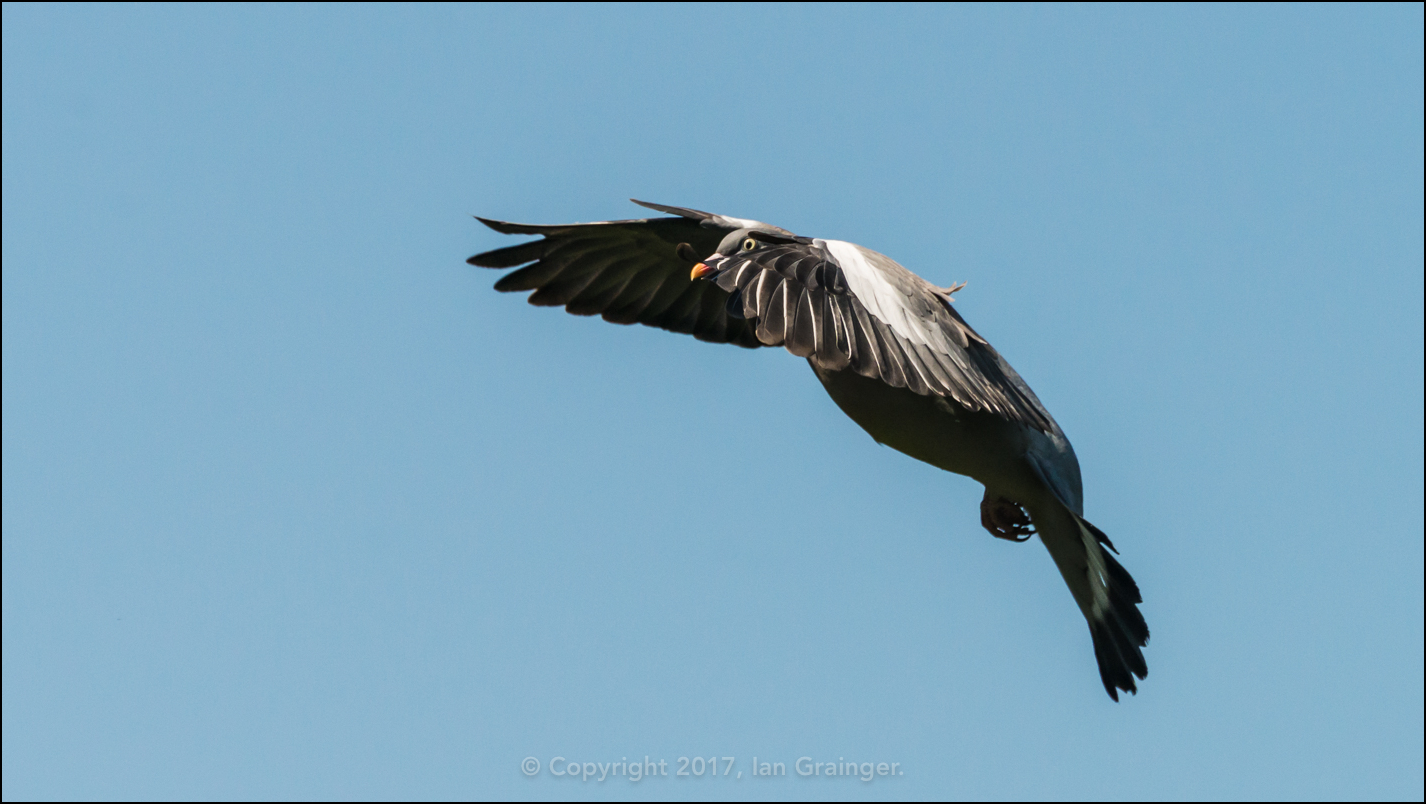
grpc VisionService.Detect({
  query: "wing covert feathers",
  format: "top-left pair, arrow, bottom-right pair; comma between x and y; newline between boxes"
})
711,241 -> 1058,433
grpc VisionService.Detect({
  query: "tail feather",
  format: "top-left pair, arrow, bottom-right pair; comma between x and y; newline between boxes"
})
1091,617 -> 1145,701
1078,514 -> 1149,701
1033,503 -> 1150,701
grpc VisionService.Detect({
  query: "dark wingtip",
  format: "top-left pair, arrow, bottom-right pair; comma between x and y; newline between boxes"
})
468,239 -> 546,269
472,216 -> 568,236
629,198 -> 670,213
629,199 -> 715,221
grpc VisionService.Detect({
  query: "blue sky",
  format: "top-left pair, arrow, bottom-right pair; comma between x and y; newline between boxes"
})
3,4 -> 1421,800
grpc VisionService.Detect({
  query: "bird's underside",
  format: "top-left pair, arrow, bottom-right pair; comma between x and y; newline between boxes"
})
468,199 -> 1149,700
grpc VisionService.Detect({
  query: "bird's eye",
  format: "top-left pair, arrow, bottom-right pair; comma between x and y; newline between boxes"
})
742,238 -> 757,251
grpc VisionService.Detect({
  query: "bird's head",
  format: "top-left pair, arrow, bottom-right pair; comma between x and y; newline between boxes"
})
689,228 -> 785,282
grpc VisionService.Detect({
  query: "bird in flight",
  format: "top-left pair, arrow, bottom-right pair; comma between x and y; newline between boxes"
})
468,200 -> 1149,700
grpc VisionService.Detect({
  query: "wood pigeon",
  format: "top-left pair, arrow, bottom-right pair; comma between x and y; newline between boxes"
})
468,200 -> 1149,700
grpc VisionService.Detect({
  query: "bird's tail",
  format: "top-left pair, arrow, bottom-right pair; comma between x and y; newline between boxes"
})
1033,504 -> 1150,700
1078,515 -> 1150,700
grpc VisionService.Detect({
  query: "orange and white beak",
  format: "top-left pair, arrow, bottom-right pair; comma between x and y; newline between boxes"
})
690,254 -> 723,281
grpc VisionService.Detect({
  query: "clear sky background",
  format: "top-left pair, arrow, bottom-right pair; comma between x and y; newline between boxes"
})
3,4 -> 1422,801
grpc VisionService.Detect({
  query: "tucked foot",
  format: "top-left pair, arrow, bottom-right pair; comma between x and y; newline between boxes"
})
980,493 -> 1035,542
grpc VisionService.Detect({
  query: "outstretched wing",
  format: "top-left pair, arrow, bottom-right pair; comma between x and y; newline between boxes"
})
466,201 -> 768,348
470,202 -> 1056,433
711,235 -> 1059,433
